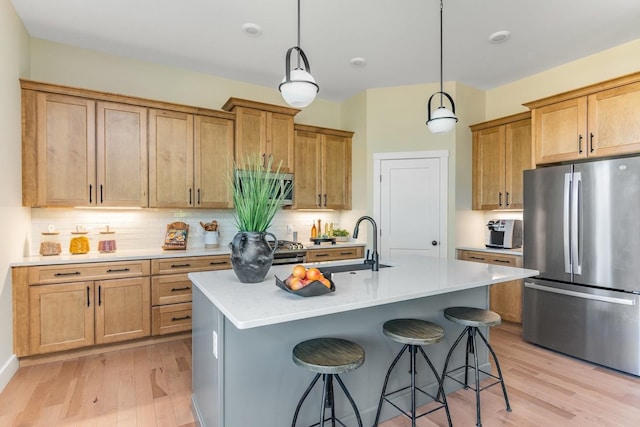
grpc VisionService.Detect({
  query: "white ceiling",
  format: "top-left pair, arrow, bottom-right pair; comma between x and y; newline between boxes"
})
11,0 -> 640,103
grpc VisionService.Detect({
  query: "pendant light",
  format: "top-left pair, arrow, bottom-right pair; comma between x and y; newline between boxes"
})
279,0 -> 319,108
426,0 -> 458,134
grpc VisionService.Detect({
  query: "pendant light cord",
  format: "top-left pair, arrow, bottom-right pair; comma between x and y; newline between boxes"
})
439,0 -> 444,106
296,0 -> 301,69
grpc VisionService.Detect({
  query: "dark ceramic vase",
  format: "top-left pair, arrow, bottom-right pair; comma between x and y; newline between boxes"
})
229,231 -> 278,283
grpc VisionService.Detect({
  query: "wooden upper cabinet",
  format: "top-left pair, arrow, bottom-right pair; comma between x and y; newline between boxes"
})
222,98 -> 299,172
293,125 -> 353,210
525,72 -> 640,165
194,115 -> 234,208
148,109 -> 194,208
97,102 -> 148,207
24,91 -> 96,207
471,113 -> 532,210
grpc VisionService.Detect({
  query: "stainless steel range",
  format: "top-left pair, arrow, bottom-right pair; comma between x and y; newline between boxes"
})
269,239 -> 306,265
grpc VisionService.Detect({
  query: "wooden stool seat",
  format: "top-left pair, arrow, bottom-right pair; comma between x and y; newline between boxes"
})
383,318 -> 445,346
293,337 -> 365,375
444,306 -> 501,328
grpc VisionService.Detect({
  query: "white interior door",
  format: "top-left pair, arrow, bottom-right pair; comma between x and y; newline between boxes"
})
374,151 -> 448,263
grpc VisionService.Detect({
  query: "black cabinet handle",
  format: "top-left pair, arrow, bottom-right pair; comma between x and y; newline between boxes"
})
210,261 -> 228,265
54,271 -> 81,277
318,194 -> 322,207
578,134 -> 583,153
170,286 -> 191,292
498,192 -> 503,207
315,254 -> 330,257
469,256 -> 486,261
98,285 -> 102,306
340,252 -> 354,255
505,192 -> 510,207
493,259 -> 511,264
197,189 -> 201,205
590,132 -> 594,153
100,184 -> 103,204
171,315 -> 191,322
106,268 -> 130,273
171,263 -> 192,268
189,188 -> 192,205
87,286 -> 90,307
89,184 -> 93,204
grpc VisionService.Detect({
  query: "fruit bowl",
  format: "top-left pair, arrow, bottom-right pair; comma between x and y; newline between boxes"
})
275,275 -> 335,297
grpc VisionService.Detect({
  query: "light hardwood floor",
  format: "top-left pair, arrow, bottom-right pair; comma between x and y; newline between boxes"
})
1,324 -> 639,426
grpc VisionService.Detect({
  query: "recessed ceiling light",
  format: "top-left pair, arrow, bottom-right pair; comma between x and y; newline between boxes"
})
241,23 -> 262,36
350,57 -> 367,67
488,30 -> 510,44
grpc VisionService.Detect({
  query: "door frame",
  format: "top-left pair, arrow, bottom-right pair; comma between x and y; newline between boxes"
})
373,150 -> 449,259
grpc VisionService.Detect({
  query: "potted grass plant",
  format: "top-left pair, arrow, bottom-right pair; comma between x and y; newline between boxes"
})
229,155 -> 293,283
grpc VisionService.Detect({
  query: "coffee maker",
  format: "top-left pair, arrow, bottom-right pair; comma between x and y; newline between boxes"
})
485,219 -> 522,249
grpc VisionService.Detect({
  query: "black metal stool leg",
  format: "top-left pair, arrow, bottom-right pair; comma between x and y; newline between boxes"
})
417,347 -> 453,427
410,345 -> 417,427
465,327 -> 474,389
470,328 -> 482,427
438,325 -> 469,401
373,344 -> 409,426
292,373 -> 322,427
319,374 -> 329,427
477,328 -> 512,412
334,374 -> 363,427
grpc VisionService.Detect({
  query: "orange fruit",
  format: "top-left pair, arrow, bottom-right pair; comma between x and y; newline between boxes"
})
320,278 -> 331,288
292,265 -> 307,279
288,277 -> 304,291
306,268 -> 322,282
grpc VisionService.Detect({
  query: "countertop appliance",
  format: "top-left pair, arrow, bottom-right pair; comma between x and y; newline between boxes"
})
485,219 -> 522,249
268,239 -> 306,265
523,156 -> 640,376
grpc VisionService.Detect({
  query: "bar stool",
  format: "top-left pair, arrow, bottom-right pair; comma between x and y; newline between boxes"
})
440,307 -> 511,427
291,337 -> 365,427
373,319 -> 452,427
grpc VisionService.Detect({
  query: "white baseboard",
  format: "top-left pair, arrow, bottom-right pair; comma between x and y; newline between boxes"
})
0,354 -> 19,393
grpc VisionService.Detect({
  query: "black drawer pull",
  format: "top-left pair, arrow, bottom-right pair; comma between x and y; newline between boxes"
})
107,268 -> 130,273
209,261 -> 228,265
54,271 -> 81,277
98,285 -> 102,306
171,286 -> 191,292
493,259 -> 511,264
171,263 -> 191,268
315,254 -> 330,258
469,256 -> 485,261
87,286 -> 90,307
340,252 -> 354,256
171,315 -> 191,322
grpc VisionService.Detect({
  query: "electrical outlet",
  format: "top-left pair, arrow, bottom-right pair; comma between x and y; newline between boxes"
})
212,331 -> 218,358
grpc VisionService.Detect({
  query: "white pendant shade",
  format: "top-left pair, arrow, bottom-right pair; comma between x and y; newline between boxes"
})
427,106 -> 458,134
280,68 -> 318,108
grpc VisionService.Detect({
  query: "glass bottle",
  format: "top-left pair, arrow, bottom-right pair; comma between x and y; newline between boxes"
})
311,222 -> 317,238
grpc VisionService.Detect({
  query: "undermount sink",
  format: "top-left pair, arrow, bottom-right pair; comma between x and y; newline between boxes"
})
319,263 -> 392,274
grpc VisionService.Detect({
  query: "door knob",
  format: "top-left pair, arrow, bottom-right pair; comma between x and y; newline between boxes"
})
432,240 -> 438,246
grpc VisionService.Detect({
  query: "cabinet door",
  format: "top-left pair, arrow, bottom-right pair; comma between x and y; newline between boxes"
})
96,102 -> 148,207
194,115 -> 234,208
293,130 -> 322,208
234,107 -> 265,166
267,112 -> 295,173
149,109 -> 194,207
472,126 -> 505,210
322,134 -> 352,209
534,97 -> 588,164
504,119 -> 532,209
29,282 -> 94,354
95,277 -> 150,344
588,81 -> 640,158
35,93 -> 96,207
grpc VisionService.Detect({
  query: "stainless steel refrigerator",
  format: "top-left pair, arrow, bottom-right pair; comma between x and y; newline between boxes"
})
523,156 -> 640,376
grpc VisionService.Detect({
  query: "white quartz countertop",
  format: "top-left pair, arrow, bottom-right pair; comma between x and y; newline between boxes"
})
189,256 -> 538,330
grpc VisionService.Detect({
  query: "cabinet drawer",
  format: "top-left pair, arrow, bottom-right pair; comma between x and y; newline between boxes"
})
29,260 -> 150,285
458,250 -> 521,267
152,303 -> 192,335
151,255 -> 231,275
152,274 -> 192,306
306,246 -> 364,262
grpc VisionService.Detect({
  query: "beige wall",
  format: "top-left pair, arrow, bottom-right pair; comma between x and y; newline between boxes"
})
0,0 -> 31,391
486,39 -> 640,120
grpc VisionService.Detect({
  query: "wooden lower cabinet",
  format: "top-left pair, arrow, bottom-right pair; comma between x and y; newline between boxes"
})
95,277 -> 150,345
306,246 -> 365,262
457,249 -> 523,323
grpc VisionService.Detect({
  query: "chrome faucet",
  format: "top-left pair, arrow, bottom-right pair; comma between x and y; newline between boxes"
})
353,216 -> 379,271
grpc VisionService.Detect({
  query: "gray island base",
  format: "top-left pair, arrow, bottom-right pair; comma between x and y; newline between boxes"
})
189,256 -> 538,426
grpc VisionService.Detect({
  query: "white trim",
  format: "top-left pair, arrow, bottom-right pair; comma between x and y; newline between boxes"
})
0,354 -> 19,392
373,150 -> 449,258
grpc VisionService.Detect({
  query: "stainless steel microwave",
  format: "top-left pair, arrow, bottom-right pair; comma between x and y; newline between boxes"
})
235,171 -> 294,206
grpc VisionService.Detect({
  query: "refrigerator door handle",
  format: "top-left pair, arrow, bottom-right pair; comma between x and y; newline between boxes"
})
525,282 -> 635,306
572,172 -> 582,275
563,173 -> 572,274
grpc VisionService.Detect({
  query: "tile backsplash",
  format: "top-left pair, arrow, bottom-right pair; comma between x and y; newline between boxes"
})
29,208 -> 345,256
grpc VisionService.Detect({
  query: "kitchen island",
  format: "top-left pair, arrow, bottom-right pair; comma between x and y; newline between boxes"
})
189,256 -> 538,426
